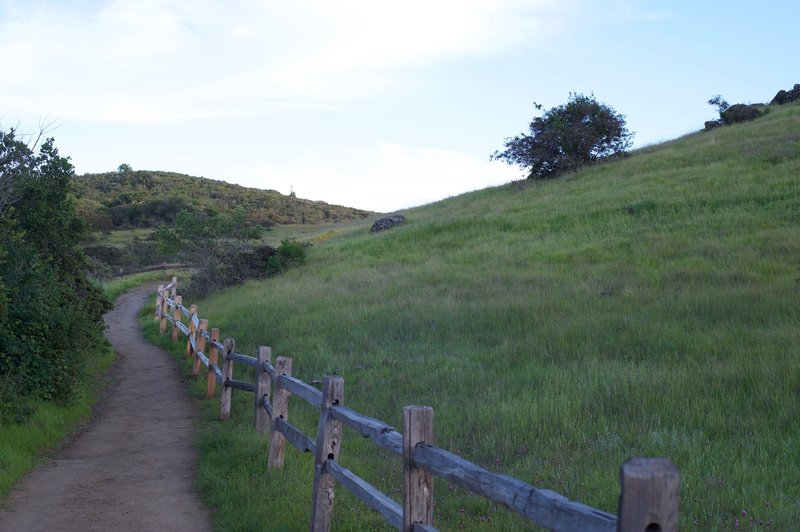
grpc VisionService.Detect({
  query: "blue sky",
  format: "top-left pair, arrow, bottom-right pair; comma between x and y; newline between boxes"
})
2,0 -> 797,212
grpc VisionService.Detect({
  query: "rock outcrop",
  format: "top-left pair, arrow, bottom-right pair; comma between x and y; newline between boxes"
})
720,103 -> 768,125
371,214 -> 406,233
769,84 -> 800,106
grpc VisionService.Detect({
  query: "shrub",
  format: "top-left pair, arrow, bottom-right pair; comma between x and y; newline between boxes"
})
264,239 -> 308,276
0,129 -> 110,410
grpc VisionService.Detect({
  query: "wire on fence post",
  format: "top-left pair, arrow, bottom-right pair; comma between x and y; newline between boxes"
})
207,328 -> 220,398
254,346 -> 272,435
310,375 -> 344,532
403,406 -> 434,532
617,457 -> 679,532
219,338 -> 235,420
268,356 -> 293,470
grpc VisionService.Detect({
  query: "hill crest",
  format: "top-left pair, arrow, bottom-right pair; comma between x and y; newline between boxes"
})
73,169 -> 375,230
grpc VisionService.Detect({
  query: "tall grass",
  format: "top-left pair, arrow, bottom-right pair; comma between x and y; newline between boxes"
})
156,103 -> 799,530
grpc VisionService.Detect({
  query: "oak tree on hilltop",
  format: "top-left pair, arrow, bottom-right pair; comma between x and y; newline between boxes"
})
492,93 -> 633,179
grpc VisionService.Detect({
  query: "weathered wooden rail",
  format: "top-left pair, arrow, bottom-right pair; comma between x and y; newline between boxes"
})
155,278 -> 680,531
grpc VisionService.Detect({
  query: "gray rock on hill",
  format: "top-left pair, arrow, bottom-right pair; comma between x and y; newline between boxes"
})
371,215 -> 406,233
721,103 -> 768,125
770,84 -> 800,106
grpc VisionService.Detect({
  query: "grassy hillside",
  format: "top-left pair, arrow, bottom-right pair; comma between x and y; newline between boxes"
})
154,102 -> 799,530
73,169 -> 374,230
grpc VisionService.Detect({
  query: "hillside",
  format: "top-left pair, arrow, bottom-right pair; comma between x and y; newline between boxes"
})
73,169 -> 374,230
165,102 -> 799,529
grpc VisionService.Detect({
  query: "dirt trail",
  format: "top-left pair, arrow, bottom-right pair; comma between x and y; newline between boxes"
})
0,286 -> 213,531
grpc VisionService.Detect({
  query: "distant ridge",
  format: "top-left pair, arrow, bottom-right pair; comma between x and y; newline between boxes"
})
73,170 -> 375,230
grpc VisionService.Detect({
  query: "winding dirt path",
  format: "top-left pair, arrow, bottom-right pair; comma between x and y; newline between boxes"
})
0,286 -> 213,531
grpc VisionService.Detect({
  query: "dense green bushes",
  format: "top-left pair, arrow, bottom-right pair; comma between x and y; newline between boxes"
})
0,129 -> 110,422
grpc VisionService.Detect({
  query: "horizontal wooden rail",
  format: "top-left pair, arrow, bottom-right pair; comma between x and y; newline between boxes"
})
327,460 -> 403,530
175,321 -> 190,336
229,353 -> 258,367
263,361 -> 276,380
412,444 -> 616,531
330,405 -> 403,456
275,418 -> 316,454
278,375 -> 322,409
155,278 -> 679,532
224,379 -> 256,392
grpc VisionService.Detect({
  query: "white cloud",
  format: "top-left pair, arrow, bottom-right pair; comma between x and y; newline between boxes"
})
1,0 -> 574,122
231,143 -> 521,212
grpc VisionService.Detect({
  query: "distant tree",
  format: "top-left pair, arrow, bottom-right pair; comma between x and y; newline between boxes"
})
491,93 -> 633,179
117,163 -> 133,173
707,95 -> 730,115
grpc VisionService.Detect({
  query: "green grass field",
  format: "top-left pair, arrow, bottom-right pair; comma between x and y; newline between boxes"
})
149,103 -> 799,530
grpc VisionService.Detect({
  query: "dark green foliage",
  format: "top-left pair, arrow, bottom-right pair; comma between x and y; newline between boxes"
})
264,239 -> 308,276
108,197 -> 193,227
708,95 -> 730,115
0,129 -> 110,421
181,239 -> 308,299
182,244 -> 278,299
84,238 -> 170,279
492,93 -> 633,179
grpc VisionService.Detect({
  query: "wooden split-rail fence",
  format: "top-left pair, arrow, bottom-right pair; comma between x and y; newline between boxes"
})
155,278 -> 680,531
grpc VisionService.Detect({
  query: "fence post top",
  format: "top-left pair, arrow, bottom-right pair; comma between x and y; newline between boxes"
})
403,405 -> 433,414
621,457 -> 679,479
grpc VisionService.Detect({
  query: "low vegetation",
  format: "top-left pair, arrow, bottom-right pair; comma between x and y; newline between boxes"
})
152,102 -> 800,529
73,168 -> 374,231
78,169 -> 370,279
0,129 -> 116,496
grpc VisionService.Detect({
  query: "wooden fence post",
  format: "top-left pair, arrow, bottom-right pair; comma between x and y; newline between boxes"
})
170,276 -> 177,299
268,356 -> 293,470
403,406 -> 434,531
617,457 -> 679,532
171,295 -> 183,342
159,286 -> 169,334
155,284 -> 163,322
310,375 -> 344,531
207,328 -> 220,398
254,346 -> 272,435
186,304 -> 198,357
192,319 -> 208,375
219,338 -> 235,421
